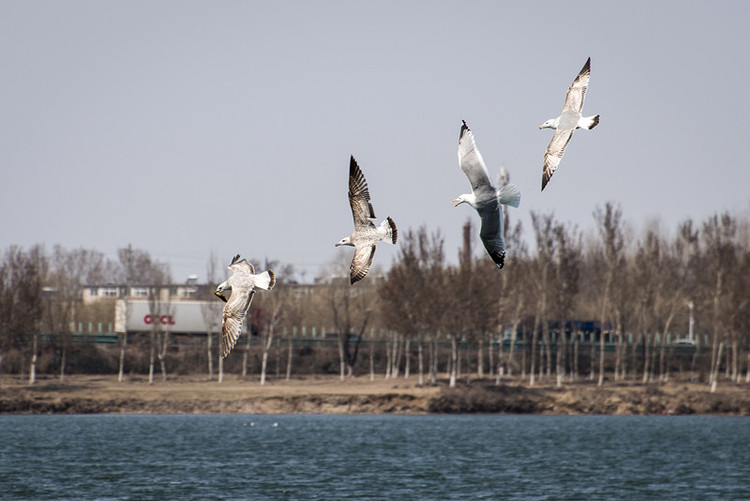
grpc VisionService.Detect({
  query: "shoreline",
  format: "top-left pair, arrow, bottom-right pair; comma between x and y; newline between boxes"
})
1,374 -> 748,416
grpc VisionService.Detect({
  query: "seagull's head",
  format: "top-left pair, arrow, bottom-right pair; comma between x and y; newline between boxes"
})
453,194 -> 473,208
539,118 -> 558,130
215,282 -> 229,303
335,236 -> 354,247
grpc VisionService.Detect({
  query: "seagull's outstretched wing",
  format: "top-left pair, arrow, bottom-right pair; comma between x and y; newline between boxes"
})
348,156 -> 376,228
350,244 -> 376,284
458,121 -> 494,197
563,57 -> 591,113
221,289 -> 256,358
228,254 -> 254,275
477,204 -> 505,269
542,130 -> 573,191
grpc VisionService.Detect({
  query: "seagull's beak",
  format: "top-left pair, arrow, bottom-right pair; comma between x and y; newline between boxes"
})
215,290 -> 227,303
452,199 -> 461,207
538,125 -> 544,130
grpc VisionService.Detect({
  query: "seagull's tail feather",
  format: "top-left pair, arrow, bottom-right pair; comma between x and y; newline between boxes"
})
382,217 -> 398,244
497,183 -> 521,208
582,115 -> 600,130
255,270 -> 275,291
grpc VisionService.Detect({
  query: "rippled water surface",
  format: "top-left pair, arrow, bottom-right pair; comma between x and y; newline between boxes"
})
1,414 -> 748,500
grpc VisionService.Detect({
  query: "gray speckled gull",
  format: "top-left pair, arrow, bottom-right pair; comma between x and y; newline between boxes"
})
335,156 -> 398,284
539,57 -> 600,191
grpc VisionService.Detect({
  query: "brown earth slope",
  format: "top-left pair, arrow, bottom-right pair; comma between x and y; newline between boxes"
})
1,375 -> 748,415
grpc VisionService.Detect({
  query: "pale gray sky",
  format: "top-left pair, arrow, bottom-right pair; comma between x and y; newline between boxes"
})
2,1 -> 749,282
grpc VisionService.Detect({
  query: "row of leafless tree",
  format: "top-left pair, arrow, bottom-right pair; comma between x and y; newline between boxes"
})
2,204 -> 749,391
372,203 -> 750,391
0,244 -> 171,383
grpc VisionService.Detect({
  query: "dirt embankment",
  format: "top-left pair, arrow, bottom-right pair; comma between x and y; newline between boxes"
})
1,375 -> 748,415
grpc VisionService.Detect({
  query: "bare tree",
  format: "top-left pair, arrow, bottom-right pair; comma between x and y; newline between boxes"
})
0,247 -> 47,385
379,227 -> 447,384
552,221 -> 582,386
251,259 -> 289,385
496,221 -> 528,381
1,247 -> 48,385
329,281 -> 372,380
116,245 -> 171,384
529,212 -> 557,385
592,203 -> 625,386
702,214 -> 740,391
201,251 -> 223,380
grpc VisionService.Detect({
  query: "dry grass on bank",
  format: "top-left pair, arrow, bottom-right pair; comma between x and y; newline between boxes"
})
1,374 -> 749,415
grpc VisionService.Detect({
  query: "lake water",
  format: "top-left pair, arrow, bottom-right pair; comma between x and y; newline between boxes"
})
1,414 -> 748,500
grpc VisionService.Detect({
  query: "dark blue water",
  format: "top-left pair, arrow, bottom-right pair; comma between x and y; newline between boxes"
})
1,414 -> 748,500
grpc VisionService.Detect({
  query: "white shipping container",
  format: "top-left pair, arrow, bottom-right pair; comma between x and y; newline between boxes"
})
114,299 -> 224,334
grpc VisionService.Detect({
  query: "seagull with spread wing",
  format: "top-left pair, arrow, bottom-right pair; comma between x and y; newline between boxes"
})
215,254 -> 275,358
539,57 -> 600,191
454,120 -> 521,269
335,155 -> 398,284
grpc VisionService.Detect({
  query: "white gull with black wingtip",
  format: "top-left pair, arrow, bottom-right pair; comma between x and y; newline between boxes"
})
335,155 -> 397,284
215,254 -> 275,358
454,120 -> 521,269
539,57 -> 600,191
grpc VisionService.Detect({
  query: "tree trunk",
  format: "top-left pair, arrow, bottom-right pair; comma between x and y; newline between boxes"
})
285,335 -> 293,381
148,331 -> 155,385
261,330 -> 274,385
449,335 -> 458,388
207,329 -> 214,380
556,330 -> 565,387
465,339 -> 471,384
711,340 -> 724,393
369,340 -> 375,381
404,338 -> 411,379
457,337 -> 463,383
59,345 -> 66,383
508,324 -> 517,378
29,332 -> 38,385
242,331 -> 251,378
430,335 -> 438,384
158,331 -> 168,382
598,329 -> 606,386
658,332 -> 668,384
218,355 -> 224,383
385,333 -> 392,380
530,326 -> 539,386
417,336 -> 424,385
392,332 -> 402,379
488,331 -> 494,379
690,334 -> 700,382
642,333 -> 651,383
275,336 -> 281,379
477,333 -> 485,379
337,334 -> 346,381
118,332 -> 127,383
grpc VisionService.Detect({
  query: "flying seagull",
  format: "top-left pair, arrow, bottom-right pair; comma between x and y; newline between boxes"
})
336,155 -> 398,284
215,254 -> 275,358
454,120 -> 521,269
539,57 -> 600,191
